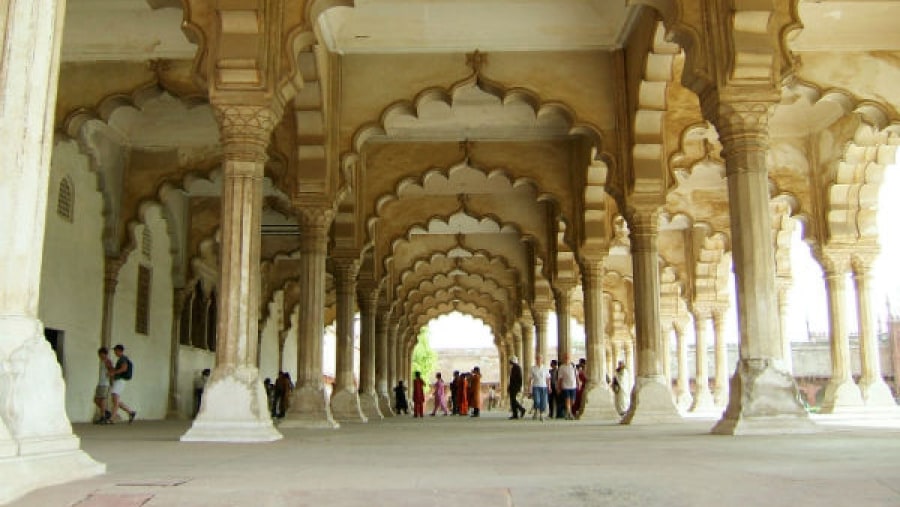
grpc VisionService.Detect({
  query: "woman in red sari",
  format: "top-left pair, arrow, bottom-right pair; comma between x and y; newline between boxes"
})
457,373 -> 469,416
412,371 -> 426,418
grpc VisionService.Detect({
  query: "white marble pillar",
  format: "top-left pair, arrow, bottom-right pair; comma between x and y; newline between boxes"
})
661,326 -> 672,393
690,310 -> 716,412
282,207 -> 339,429
580,260 -> 619,421
819,252 -> 864,413
708,99 -> 812,434
712,306 -> 730,407
357,288 -> 383,419
0,0 -> 105,499
533,306 -> 549,364
376,307 -> 393,415
167,288 -> 186,419
181,105 -> 282,442
330,258 -> 366,422
625,339 -> 636,389
674,324 -> 693,410
622,208 -> 680,424
852,254 -> 896,408
554,282 -> 575,364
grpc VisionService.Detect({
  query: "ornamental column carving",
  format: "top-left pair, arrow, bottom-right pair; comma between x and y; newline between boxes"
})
580,259 -> 619,421
623,207 -> 680,424
852,253 -> 896,408
282,206 -> 339,429
182,104 -> 283,443
357,287 -> 384,419
705,98 -> 812,434
330,257 -> 366,422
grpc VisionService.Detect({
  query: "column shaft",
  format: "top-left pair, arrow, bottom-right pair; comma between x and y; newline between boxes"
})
330,259 -> 366,422
554,285 -> 574,363
580,261 -> 618,420
182,105 -> 281,442
690,312 -> 715,412
852,257 -> 895,407
712,307 -> 730,407
376,306 -> 393,415
0,0 -> 105,498
820,256 -> 864,413
623,208 -> 679,424
674,325 -> 692,410
709,99 -> 812,434
357,290 -> 383,419
534,308 -> 549,363
777,281 -> 794,373
282,207 -> 338,428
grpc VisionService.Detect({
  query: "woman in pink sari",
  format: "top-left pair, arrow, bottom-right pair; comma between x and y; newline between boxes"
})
430,372 -> 449,416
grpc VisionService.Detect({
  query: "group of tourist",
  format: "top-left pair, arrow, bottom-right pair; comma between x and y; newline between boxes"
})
93,345 -> 137,424
393,366 -> 486,417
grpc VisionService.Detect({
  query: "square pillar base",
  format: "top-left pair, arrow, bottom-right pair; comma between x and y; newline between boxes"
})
280,386 -> 340,429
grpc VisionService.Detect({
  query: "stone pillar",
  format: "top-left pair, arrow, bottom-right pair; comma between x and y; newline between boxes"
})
580,260 -> 619,421
182,104 -> 282,442
330,258 -> 367,422
375,304 -> 393,416
852,254 -> 896,408
819,251 -> 864,413
625,339 -> 636,389
712,306 -> 730,407
622,208 -> 680,424
553,282 -> 575,363
690,310 -> 716,412
661,326 -> 672,393
282,207 -> 339,429
388,319 -> 399,393
674,323 -> 693,410
499,347 -> 508,400
533,306 -> 549,363
357,288 -> 383,419
707,99 -> 812,434
100,258 -> 122,349
521,315 -> 535,390
776,279 -> 794,373
167,288 -> 186,419
0,0 -> 106,499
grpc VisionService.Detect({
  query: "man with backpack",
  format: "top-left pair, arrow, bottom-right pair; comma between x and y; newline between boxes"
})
108,344 -> 137,424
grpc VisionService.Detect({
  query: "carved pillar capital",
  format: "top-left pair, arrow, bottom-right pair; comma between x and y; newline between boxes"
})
295,206 -> 335,253
625,207 -> 659,254
820,248 -> 852,280
850,249 -> 879,277
702,97 -> 774,176
213,103 -> 281,165
332,257 -> 360,293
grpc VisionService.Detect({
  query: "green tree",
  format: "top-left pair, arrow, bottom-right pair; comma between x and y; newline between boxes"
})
411,326 -> 438,389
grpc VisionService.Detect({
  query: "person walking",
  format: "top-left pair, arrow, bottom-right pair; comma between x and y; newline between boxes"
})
529,354 -> 551,421
109,344 -> 137,424
507,356 -> 526,420
93,347 -> 113,424
430,372 -> 449,416
557,354 -> 578,420
450,371 -> 460,415
394,380 -> 409,415
412,371 -> 426,417
549,359 -> 559,418
469,367 -> 482,417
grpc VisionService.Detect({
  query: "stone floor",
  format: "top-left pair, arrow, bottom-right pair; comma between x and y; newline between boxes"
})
11,410 -> 900,506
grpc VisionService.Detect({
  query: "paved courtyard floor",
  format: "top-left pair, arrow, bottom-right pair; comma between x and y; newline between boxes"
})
10,410 -> 900,506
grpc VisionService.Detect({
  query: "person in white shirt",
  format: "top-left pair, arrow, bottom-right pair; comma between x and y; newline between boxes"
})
528,355 -> 551,421
556,354 -> 578,420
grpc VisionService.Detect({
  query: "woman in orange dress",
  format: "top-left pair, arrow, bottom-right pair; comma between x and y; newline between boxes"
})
469,366 -> 482,417
457,373 -> 469,416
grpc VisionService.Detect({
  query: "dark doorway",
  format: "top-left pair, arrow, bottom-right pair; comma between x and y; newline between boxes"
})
44,327 -> 65,377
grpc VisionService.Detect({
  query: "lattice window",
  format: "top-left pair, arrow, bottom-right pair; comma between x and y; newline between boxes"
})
135,265 -> 151,335
141,228 -> 152,259
56,177 -> 74,222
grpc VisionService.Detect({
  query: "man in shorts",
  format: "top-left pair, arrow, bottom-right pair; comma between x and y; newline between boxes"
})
110,344 -> 137,423
556,354 -> 578,420
93,347 -> 113,423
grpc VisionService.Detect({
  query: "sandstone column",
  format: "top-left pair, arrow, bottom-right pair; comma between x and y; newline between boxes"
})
708,99 -> 812,434
777,280 -> 794,373
623,207 -> 680,424
580,260 -> 619,421
0,0 -> 105,500
167,288 -> 186,419
282,207 -> 339,428
182,104 -> 283,442
852,253 -> 896,408
819,251 -> 864,413
533,305 -> 549,363
330,258 -> 367,422
690,309 -> 716,412
376,306 -> 393,415
712,306 -> 730,407
553,282 -> 575,363
357,287 -> 383,419
388,319 -> 399,396
674,323 -> 693,410
520,314 -> 535,392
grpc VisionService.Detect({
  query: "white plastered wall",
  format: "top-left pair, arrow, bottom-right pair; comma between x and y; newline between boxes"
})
110,208 -> 174,419
38,140 -> 105,423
